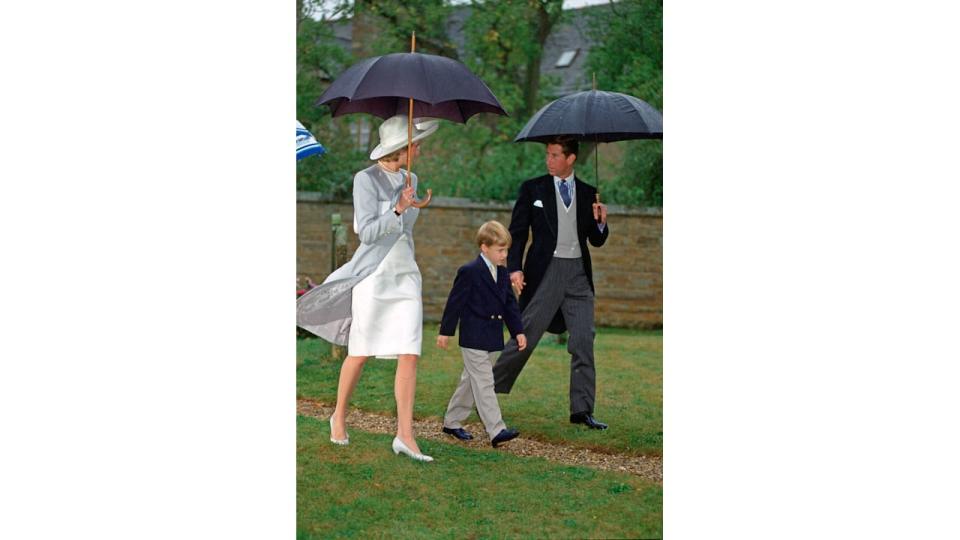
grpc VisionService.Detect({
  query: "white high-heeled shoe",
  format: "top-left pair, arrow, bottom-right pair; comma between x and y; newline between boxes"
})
392,437 -> 433,462
329,416 -> 349,446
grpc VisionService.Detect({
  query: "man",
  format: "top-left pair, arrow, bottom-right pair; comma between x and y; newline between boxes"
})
493,136 -> 611,429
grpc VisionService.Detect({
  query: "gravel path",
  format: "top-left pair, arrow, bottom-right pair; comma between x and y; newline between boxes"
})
298,398 -> 662,484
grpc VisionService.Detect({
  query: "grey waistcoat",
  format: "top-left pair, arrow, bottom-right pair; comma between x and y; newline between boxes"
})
554,187 -> 582,259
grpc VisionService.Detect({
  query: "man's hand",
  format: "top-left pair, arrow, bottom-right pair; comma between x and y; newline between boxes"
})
516,334 -> 527,351
436,335 -> 449,350
510,271 -> 526,295
592,202 -> 608,225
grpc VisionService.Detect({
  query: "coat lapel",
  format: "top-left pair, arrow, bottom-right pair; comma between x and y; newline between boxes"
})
538,175 -> 558,239
475,255 -> 501,297
574,176 -> 592,233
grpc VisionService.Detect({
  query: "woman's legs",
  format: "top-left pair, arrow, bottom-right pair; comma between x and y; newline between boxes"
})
331,355 -> 368,440
395,354 -> 421,453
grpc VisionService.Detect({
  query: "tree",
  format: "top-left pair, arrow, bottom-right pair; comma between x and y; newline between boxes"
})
584,0 -> 663,206
297,2 -> 362,197
408,0 -> 564,201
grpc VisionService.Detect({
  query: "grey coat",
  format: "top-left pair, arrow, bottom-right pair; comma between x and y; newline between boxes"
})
296,164 -> 421,344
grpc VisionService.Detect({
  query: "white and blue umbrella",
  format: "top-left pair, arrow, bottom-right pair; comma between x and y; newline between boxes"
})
296,121 -> 326,160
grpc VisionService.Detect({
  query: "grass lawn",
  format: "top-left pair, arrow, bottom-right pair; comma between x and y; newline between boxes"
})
297,323 -> 662,457
297,415 -> 662,539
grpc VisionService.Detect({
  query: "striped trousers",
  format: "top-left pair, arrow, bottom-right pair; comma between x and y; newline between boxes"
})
493,257 -> 597,415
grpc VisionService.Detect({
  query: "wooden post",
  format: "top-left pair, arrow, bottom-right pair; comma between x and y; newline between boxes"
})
330,213 -> 347,360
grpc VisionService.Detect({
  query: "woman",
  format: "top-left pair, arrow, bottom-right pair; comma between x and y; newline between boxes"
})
297,114 -> 439,462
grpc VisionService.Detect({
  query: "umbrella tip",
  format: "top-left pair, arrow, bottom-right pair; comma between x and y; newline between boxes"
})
592,72 -> 596,90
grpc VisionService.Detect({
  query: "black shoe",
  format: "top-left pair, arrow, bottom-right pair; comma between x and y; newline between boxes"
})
442,427 -> 474,441
491,428 -> 520,448
570,412 -> 608,430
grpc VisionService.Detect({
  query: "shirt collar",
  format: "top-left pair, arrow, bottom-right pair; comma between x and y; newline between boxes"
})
554,171 -> 575,188
479,253 -> 496,272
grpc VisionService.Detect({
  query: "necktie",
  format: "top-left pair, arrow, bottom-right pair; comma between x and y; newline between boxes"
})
559,179 -> 572,208
490,264 -> 497,282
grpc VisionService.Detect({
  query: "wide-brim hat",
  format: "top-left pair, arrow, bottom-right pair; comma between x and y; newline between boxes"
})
369,115 -> 440,160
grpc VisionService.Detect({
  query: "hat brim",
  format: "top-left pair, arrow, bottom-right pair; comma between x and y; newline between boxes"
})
369,119 -> 440,161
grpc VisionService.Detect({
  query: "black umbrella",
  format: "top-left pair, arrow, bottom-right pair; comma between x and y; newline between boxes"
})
317,33 -> 508,208
317,53 -> 507,123
515,87 -> 662,211
514,89 -> 662,142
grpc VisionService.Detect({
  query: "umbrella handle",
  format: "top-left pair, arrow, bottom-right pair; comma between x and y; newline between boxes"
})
411,188 -> 432,208
595,192 -> 603,224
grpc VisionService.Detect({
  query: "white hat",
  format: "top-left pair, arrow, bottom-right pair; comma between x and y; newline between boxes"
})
369,115 -> 440,160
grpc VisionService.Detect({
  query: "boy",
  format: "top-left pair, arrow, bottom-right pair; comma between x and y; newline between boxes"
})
438,221 -> 528,448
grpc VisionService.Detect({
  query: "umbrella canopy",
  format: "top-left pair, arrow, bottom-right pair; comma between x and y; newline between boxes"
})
515,89 -> 662,208
296,121 -> 325,160
514,90 -> 662,143
317,52 -> 508,123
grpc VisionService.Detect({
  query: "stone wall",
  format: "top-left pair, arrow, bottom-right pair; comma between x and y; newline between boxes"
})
297,193 -> 662,329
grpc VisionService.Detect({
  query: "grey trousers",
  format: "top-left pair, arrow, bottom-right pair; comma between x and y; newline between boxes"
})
493,257 -> 596,415
443,347 -> 507,440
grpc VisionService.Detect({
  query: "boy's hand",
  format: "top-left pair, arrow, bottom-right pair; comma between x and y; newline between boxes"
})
517,334 -> 527,351
436,335 -> 449,350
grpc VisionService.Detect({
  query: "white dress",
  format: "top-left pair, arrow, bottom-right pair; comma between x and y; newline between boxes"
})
347,171 -> 423,358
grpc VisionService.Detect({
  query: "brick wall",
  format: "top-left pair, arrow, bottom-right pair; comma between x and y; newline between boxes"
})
297,193 -> 662,329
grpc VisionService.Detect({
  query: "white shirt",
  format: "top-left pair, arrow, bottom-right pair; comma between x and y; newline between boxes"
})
479,253 -> 497,282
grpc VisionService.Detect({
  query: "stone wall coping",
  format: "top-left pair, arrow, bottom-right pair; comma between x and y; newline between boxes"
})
297,192 -> 662,217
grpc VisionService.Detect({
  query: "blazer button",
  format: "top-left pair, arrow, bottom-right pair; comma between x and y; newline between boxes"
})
490,315 -> 494,319
497,315 -> 502,319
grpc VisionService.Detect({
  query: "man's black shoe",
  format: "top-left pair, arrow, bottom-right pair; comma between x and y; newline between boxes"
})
491,428 -> 520,448
570,412 -> 608,430
442,427 -> 474,441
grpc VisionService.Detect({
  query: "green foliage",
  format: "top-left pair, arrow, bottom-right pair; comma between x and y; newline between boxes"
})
358,0 -> 459,58
410,0 -> 563,201
297,10 -> 363,197
585,0 -> 663,206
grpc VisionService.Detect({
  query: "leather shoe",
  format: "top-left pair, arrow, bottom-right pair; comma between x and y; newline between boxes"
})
570,412 -> 608,430
392,437 -> 434,462
442,426 -> 474,440
491,428 -> 520,448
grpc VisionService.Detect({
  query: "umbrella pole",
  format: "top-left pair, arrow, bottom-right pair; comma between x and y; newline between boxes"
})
592,74 -> 602,215
406,96 -> 414,188
595,136 -> 602,223
406,30 -> 432,209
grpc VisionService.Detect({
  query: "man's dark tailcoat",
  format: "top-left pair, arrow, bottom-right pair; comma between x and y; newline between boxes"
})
506,174 -> 609,334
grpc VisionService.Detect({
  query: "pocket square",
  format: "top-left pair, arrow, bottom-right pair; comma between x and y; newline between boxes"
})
533,199 -> 544,208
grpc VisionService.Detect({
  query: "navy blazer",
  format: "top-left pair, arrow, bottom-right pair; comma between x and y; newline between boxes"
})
507,174 -> 609,334
439,255 -> 524,351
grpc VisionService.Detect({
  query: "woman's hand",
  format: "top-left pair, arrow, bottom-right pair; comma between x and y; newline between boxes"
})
396,185 -> 416,213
